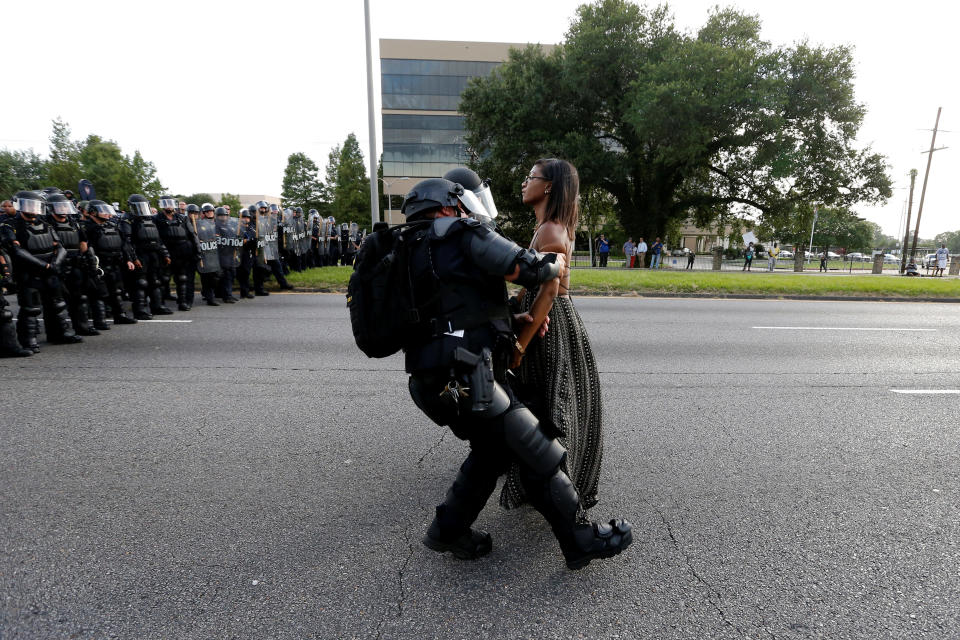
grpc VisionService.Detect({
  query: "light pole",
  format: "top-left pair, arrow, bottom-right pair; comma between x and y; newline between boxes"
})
807,204 -> 819,262
379,177 -> 411,225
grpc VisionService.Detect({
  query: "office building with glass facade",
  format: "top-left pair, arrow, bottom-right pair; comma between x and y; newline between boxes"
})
379,39 -> 545,223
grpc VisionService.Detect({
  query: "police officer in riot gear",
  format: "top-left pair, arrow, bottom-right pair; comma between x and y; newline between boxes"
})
2,191 -> 83,351
237,208 -> 256,299
84,200 -> 138,326
125,194 -> 173,317
195,203 -> 221,305
326,216 -> 339,266
0,240 -> 33,357
398,178 -> 632,570
156,197 -> 201,311
252,201 -> 293,294
214,206 -> 240,303
443,167 -> 499,229
45,193 -> 99,335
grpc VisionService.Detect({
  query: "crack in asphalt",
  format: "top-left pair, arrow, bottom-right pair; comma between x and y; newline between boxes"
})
417,432 -> 447,468
643,496 -> 753,640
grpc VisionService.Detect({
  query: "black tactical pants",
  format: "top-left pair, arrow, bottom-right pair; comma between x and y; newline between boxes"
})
217,267 -> 237,300
59,257 -> 95,333
16,270 -> 76,349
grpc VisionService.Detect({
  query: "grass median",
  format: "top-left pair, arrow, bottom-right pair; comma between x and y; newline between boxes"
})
277,265 -> 960,299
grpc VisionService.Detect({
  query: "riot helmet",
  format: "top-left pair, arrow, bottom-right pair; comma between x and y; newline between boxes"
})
255,200 -> 269,213
63,189 -> 74,200
158,196 -> 178,211
215,206 -> 228,218
401,178 -> 492,222
14,191 -> 45,219
88,199 -> 115,219
443,167 -> 499,225
269,203 -> 280,213
201,203 -> 215,213
127,194 -> 151,217
240,208 -> 251,219
294,206 -> 303,215
186,204 -> 200,214
308,208 -> 318,216
46,193 -> 78,218
41,187 -> 63,197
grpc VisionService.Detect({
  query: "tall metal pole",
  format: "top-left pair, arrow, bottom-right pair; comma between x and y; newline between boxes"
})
909,107 -> 942,262
900,170 -> 918,273
363,0 -> 379,228
808,205 -> 819,260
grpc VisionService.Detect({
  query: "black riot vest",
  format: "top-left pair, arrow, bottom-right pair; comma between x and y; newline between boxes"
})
158,215 -> 188,243
92,222 -> 124,259
49,217 -> 81,255
21,219 -> 57,259
404,220 -> 512,373
131,216 -> 162,250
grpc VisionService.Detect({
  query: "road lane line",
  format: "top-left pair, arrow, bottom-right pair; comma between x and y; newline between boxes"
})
891,389 -> 960,394
753,326 -> 934,331
138,319 -> 193,323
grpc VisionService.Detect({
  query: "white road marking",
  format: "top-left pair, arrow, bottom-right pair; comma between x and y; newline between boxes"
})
891,390 -> 960,395
753,326 -> 935,331
138,319 -> 193,323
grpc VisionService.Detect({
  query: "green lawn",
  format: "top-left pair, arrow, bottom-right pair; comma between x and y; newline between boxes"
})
276,265 -> 960,299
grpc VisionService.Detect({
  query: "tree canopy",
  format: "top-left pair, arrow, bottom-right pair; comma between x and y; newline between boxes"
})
323,133 -> 371,228
460,0 -> 892,242
281,152 -> 325,212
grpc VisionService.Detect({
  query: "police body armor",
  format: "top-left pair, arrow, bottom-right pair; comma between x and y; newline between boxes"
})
295,215 -> 307,256
157,214 -> 192,256
130,216 -> 163,251
21,220 -> 58,262
194,218 -> 221,274
404,218 -> 513,374
319,220 -> 330,255
216,217 -> 241,269
91,222 -> 125,263
282,211 -> 297,255
48,217 -> 81,257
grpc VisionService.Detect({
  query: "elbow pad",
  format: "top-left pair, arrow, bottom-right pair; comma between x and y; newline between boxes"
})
513,249 -> 561,289
468,226 -> 525,276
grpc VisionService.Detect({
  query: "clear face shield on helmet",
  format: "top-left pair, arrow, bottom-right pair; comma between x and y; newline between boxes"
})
50,200 -> 79,217
158,198 -> 177,210
91,203 -> 116,219
473,181 -> 499,222
456,189 -> 495,227
129,201 -> 152,217
16,197 -> 45,217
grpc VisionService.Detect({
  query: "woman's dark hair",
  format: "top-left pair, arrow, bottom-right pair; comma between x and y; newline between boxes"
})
534,158 -> 579,240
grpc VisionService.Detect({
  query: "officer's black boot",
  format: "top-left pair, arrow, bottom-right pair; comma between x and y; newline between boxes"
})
71,295 -> 99,336
16,308 -> 41,354
422,456 -> 496,560
1,313 -> 32,357
111,294 -> 137,324
176,280 -> 190,311
132,288 -> 153,320
519,465 -> 632,570
91,298 -> 110,330
150,286 -> 174,315
46,298 -> 83,344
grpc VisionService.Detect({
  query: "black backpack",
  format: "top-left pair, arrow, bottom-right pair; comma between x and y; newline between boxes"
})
347,221 -> 430,358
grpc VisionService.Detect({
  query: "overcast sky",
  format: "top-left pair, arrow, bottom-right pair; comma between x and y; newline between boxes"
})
3,0 -> 956,239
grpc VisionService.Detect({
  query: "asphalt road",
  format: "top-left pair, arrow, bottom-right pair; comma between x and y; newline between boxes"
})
2,294 -> 959,639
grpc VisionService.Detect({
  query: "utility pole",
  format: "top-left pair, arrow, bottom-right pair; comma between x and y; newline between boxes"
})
909,107 -> 947,263
899,169 -> 917,274
808,204 -> 819,260
363,0 -> 379,228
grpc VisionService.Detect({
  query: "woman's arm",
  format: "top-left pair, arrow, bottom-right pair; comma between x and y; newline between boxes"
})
511,223 -> 568,368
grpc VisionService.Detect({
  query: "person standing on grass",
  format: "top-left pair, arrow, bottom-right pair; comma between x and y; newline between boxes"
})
936,243 -> 949,276
650,237 -> 663,269
819,249 -> 828,272
636,237 -> 647,268
686,249 -> 695,269
623,237 -> 635,268
597,234 -> 610,267
743,242 -> 754,271
768,242 -> 779,271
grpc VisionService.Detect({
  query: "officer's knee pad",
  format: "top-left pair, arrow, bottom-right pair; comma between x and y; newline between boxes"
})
503,406 -> 566,476
176,274 -> 188,284
21,303 -> 42,317
473,381 -> 511,418
137,278 -> 148,289
78,294 -> 88,303
1,308 -> 13,323
52,299 -> 68,314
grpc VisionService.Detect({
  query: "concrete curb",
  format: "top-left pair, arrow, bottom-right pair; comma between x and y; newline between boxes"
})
270,287 -> 960,303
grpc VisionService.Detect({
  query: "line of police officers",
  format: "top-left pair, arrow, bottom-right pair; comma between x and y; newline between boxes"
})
0,189 -> 366,357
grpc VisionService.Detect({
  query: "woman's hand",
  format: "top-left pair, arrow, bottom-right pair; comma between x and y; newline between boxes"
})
514,312 -> 550,338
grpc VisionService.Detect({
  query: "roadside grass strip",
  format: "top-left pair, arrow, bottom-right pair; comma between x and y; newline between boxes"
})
282,266 -> 960,299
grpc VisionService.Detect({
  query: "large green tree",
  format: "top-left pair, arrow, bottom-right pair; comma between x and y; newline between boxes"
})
45,119 -> 165,203
323,133 -> 371,228
934,230 -> 960,253
280,152 -> 325,211
0,148 -> 48,196
460,1 -> 892,241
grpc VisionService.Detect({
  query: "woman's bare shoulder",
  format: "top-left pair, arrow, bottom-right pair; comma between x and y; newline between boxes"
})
534,221 -> 569,252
